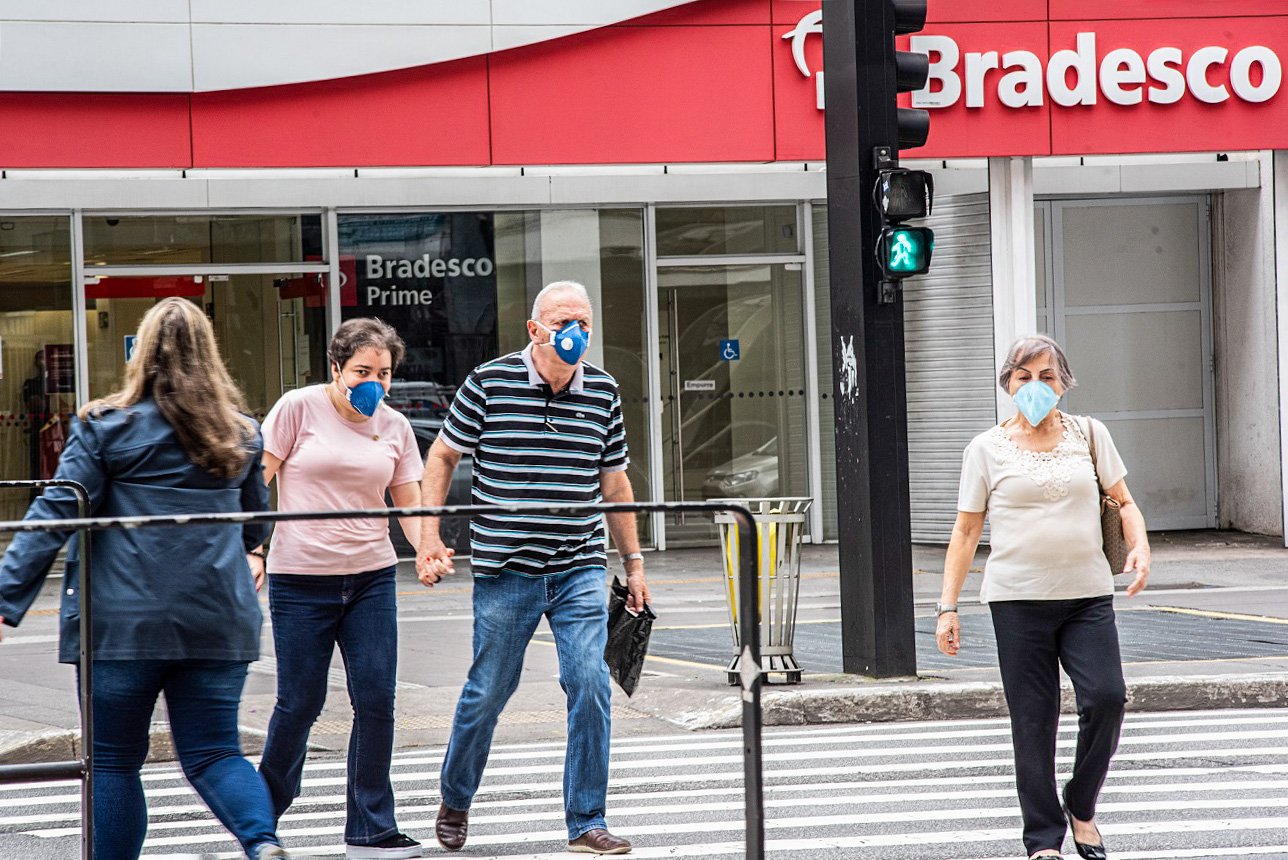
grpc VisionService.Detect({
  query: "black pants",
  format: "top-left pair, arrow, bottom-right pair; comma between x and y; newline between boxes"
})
990,596 -> 1127,857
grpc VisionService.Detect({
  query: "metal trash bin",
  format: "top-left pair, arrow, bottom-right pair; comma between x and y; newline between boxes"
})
713,497 -> 812,685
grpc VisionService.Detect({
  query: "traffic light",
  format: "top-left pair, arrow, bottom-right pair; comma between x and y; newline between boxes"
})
893,0 -> 931,150
874,165 -> 934,290
868,1 -> 935,299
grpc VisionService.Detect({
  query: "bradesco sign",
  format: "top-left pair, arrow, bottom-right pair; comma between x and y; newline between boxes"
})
779,12 -> 1288,157
914,33 -> 1281,109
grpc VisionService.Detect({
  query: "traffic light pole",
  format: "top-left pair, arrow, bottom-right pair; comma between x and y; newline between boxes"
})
821,0 -> 918,677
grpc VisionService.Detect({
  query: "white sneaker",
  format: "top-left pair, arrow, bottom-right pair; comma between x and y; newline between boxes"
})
254,845 -> 289,860
345,833 -> 423,859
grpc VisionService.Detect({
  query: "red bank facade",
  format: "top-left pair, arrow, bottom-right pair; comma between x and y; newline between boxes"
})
0,0 -> 1285,548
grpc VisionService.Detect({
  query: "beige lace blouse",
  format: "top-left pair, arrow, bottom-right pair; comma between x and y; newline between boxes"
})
957,413 -> 1128,603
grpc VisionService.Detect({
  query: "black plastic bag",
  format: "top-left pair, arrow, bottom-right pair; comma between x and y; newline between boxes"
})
604,576 -> 656,697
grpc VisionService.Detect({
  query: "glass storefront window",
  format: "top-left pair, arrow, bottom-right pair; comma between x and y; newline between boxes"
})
655,205 -> 798,257
83,214 -> 323,267
337,209 -> 652,552
0,216 -> 75,526
83,274 -> 329,418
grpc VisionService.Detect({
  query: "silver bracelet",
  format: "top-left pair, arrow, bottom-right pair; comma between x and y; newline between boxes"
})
621,552 -> 644,566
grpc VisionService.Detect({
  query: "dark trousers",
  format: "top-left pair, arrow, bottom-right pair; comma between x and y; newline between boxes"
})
259,566 -> 400,846
990,596 -> 1127,857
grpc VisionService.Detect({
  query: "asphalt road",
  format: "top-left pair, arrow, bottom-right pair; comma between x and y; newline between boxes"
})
4,708 -> 1288,859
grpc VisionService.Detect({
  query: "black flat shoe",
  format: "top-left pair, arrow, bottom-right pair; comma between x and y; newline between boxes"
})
1062,803 -> 1107,860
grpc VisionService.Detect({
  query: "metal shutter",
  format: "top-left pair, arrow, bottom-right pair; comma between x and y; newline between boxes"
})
903,193 -> 996,543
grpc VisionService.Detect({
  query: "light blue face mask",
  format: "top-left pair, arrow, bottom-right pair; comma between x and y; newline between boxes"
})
535,320 -> 590,366
1013,379 -> 1060,427
336,372 -> 385,417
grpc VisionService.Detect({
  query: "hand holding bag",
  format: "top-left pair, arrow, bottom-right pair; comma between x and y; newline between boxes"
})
1082,417 -> 1130,575
604,576 -> 655,697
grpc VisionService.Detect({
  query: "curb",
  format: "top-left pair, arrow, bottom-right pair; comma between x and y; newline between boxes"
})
0,724 -> 277,767
632,672 -> 1288,730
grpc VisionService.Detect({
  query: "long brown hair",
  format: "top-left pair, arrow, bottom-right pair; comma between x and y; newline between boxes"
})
79,297 -> 255,479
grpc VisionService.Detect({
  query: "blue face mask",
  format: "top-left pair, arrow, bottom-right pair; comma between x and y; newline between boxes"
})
535,320 -> 590,366
1013,379 -> 1060,427
336,372 -> 385,418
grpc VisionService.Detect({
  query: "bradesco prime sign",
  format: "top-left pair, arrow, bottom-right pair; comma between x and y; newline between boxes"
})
779,8 -> 1288,157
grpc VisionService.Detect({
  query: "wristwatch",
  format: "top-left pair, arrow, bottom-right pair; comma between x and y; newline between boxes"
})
621,552 -> 644,567
935,602 -> 958,616
248,548 -> 267,561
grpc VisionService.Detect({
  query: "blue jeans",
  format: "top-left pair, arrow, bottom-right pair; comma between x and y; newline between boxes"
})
440,567 -> 611,840
259,567 -> 401,845
90,659 -> 277,860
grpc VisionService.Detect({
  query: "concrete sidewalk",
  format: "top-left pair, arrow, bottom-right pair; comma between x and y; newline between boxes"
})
1,529 -> 1285,764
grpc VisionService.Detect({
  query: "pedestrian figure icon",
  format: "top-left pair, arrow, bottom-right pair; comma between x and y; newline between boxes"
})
891,233 -> 915,269
719,339 -> 740,361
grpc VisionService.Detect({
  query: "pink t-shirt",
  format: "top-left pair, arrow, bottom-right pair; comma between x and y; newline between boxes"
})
262,385 -> 423,575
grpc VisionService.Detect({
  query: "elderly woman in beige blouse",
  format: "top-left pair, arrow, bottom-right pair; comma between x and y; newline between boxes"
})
935,335 -> 1150,860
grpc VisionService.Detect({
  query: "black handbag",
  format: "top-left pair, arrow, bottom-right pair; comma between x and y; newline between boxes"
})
604,576 -> 655,697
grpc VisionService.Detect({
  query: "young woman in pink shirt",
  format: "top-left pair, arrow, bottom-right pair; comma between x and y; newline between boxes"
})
252,318 -> 425,859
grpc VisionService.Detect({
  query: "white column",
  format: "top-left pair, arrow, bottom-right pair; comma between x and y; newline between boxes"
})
988,156 -> 1037,420
538,209 -> 605,368
325,208 -> 341,337
70,210 -> 89,409
1274,151 -> 1288,545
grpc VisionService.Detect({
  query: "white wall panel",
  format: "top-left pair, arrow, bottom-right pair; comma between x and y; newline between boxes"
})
0,1 -> 185,22
190,1 -> 490,25
491,0 -> 693,26
0,1 -> 698,92
492,25 -> 588,52
0,22 -> 192,92
190,24 -> 492,91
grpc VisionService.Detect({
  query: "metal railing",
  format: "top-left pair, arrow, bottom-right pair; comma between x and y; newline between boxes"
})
0,499 -> 766,860
0,479 -> 94,860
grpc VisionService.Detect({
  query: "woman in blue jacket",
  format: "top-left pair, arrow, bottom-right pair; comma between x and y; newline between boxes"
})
0,298 -> 287,860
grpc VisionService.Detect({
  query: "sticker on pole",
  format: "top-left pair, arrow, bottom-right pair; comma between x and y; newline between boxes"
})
719,339 -> 741,361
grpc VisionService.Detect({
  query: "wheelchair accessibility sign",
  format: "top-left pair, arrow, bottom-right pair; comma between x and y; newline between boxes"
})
719,339 -> 740,361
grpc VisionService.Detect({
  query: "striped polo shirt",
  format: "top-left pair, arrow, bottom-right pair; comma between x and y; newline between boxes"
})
438,344 -> 630,577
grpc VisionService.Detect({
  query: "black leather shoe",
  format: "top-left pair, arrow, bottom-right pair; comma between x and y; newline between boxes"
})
435,803 -> 468,852
1062,800 -> 1107,860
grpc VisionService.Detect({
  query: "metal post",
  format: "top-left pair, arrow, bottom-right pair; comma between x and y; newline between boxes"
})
821,0 -> 918,677
77,507 -> 93,860
0,479 -> 93,858
733,509 -> 764,860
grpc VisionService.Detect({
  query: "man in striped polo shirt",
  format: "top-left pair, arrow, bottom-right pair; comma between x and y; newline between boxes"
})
417,281 -> 649,856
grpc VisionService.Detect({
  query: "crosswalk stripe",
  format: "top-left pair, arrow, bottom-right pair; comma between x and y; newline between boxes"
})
9,757 -> 1288,814
5,709 -> 1288,858
0,710 -> 1270,793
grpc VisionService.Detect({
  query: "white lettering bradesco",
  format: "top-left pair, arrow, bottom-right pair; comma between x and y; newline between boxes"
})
363,254 -> 495,279
912,32 -> 1283,110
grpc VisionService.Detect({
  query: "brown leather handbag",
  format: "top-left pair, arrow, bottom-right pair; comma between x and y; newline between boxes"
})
1083,417 -> 1130,574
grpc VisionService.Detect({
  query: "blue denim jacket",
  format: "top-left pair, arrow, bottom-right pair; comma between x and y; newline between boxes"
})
0,399 -> 270,663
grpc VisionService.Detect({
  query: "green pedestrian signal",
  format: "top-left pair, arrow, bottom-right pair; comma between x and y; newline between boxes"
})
878,226 -> 933,276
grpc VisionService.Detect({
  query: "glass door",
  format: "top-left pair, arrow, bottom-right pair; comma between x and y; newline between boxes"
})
658,263 -> 809,544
